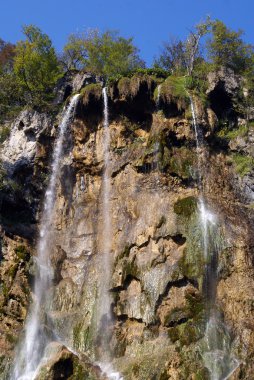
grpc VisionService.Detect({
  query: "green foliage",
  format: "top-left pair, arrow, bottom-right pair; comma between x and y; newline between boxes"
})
216,123 -> 248,140
132,67 -> 168,78
169,147 -> 196,179
207,20 -> 254,74
231,153 -> 254,177
63,29 -> 144,79
14,245 -> 30,261
0,71 -> 23,122
158,75 -> 190,109
14,25 -> 62,105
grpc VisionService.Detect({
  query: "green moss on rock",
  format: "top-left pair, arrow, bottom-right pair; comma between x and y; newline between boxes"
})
14,245 -> 30,261
81,83 -> 103,105
174,196 -> 198,218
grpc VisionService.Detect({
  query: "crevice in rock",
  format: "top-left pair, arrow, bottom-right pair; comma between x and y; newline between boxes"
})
111,162 -> 129,178
155,278 -> 189,313
171,234 -> 186,246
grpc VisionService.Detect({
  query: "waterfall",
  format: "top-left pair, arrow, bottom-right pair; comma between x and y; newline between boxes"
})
190,97 -> 239,379
96,87 -> 112,352
156,84 -> 161,109
97,88 -> 122,380
12,94 -> 80,380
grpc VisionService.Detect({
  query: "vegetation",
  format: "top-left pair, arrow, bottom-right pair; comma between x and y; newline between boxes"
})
63,29 -> 144,78
174,196 -> 198,218
206,20 -> 254,74
0,18 -> 254,128
231,153 -> 254,177
14,25 -> 61,105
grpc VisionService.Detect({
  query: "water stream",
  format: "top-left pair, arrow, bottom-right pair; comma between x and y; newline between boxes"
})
190,97 -> 239,379
12,94 -> 80,380
97,87 -> 123,380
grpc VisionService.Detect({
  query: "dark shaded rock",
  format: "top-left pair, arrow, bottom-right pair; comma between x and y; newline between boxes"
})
35,342 -> 107,380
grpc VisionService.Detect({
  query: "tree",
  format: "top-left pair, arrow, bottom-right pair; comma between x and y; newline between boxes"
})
155,17 -> 212,75
0,39 -> 15,73
63,29 -> 144,77
207,20 -> 254,74
154,37 -> 187,74
185,16 -> 212,75
14,25 -> 61,104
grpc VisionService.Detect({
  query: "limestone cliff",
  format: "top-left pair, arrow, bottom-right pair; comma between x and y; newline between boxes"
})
0,69 -> 254,379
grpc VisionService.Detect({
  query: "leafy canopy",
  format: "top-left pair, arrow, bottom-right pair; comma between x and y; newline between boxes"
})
63,29 -> 144,78
14,25 -> 61,103
207,20 -> 254,74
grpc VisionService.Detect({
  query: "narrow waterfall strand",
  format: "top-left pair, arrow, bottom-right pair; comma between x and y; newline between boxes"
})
12,94 -> 80,380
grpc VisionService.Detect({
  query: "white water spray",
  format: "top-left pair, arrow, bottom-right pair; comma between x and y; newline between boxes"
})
97,88 -> 123,378
96,88 -> 112,353
100,87 -> 112,320
156,84 -> 161,109
12,94 -> 80,380
190,96 -> 238,379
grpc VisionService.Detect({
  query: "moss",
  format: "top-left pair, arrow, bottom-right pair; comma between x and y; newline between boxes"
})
174,196 -> 198,218
118,74 -> 156,99
169,147 -> 196,179
73,322 -> 93,353
14,245 -> 30,261
230,153 -> 254,177
81,83 -> 103,105
6,332 -> 18,345
168,327 -> 179,343
159,76 -> 190,110
70,358 -> 98,380
118,77 -> 132,97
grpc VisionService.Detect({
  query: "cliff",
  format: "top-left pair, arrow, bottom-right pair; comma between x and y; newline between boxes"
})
0,68 -> 254,379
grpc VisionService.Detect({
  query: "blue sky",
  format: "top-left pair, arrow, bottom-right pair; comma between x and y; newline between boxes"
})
1,0 -> 253,66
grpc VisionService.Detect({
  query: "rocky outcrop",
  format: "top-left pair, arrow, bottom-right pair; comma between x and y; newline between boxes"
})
34,342 -> 107,380
1,70 -> 254,379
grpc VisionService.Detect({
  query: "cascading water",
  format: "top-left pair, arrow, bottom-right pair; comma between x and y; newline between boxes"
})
12,94 -> 80,380
97,88 -> 123,380
156,84 -> 161,109
98,87 -> 112,328
190,97 -> 239,379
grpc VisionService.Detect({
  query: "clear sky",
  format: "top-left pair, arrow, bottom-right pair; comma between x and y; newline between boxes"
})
0,0 -> 253,66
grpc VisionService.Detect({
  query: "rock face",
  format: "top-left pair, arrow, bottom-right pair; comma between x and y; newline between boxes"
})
34,342 -> 107,380
0,70 -> 254,379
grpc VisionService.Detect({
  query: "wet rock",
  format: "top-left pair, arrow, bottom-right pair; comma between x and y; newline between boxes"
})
35,342 -> 106,380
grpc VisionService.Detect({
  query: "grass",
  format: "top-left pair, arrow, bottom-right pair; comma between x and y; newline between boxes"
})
217,123 -> 248,140
231,153 -> 254,177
